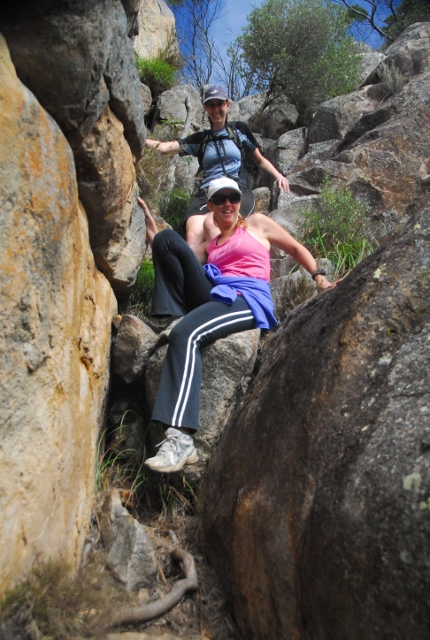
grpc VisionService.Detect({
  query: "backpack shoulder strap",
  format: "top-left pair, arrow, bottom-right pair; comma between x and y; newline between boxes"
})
197,129 -> 214,169
226,122 -> 244,151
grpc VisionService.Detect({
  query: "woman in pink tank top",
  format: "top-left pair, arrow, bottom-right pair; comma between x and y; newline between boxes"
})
207,225 -> 271,281
138,177 -> 338,474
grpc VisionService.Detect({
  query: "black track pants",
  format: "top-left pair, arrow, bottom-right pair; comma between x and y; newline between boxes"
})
150,230 -> 255,431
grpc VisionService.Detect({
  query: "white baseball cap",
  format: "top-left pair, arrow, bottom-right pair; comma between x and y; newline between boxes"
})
207,177 -> 242,201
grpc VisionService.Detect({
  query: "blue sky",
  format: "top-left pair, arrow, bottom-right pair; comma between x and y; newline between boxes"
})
171,0 -> 387,87
211,0 -> 259,52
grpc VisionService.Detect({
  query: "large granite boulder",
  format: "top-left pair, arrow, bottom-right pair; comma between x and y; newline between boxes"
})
133,0 -> 179,61
364,22 -> 430,85
1,0 -> 148,296
260,129 -> 305,197
307,83 -> 387,145
0,36 -> 115,594
202,205 -> 430,640
154,85 -> 205,135
270,129 -> 306,174
228,93 -> 267,130
355,42 -> 386,82
1,0 -> 146,158
75,105 -> 146,297
261,96 -> 299,139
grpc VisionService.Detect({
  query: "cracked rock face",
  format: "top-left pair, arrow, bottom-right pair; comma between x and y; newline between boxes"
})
202,205 -> 430,640
1,0 -> 146,157
288,27 -> 430,235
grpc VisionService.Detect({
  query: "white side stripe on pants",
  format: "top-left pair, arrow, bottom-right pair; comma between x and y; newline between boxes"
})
171,309 -> 254,426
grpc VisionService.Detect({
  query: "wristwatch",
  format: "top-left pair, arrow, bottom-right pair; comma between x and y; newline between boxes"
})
311,268 -> 326,280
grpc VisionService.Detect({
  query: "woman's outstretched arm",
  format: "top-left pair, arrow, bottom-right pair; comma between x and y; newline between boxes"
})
145,138 -> 180,154
251,148 -> 290,194
249,213 -> 337,291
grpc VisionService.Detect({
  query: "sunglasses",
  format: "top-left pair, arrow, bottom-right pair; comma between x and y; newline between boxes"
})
210,191 -> 241,205
205,101 -> 227,108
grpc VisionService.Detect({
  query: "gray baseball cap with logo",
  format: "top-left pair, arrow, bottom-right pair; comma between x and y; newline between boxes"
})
203,84 -> 229,103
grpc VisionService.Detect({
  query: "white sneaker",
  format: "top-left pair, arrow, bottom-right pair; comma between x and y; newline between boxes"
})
145,427 -> 198,473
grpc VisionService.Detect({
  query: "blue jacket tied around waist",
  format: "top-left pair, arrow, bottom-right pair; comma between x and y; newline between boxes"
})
203,263 -> 278,330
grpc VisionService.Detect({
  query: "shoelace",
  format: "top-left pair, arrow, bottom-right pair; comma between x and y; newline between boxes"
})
156,433 -> 184,453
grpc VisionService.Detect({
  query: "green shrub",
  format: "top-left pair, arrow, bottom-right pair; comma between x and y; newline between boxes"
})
136,56 -> 176,95
128,259 -> 155,318
298,178 -> 377,278
158,188 -> 193,230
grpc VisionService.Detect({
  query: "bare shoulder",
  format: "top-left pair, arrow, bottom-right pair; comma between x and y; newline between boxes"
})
248,212 -> 285,235
247,212 -> 270,230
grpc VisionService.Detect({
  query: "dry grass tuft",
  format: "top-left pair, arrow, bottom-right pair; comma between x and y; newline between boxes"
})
0,554 -> 132,639
275,273 -> 317,324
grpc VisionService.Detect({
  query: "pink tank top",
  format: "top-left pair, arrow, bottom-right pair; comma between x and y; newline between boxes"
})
207,226 -> 271,282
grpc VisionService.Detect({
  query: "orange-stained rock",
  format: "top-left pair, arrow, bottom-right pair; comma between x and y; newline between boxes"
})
0,34 -> 116,594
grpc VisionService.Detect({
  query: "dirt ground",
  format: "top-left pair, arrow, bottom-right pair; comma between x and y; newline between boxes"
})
85,484 -> 239,640
88,478 -> 238,640
123,514 -> 237,640
0,478 -> 237,640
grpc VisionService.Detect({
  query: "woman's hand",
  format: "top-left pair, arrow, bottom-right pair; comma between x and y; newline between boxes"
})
145,138 -> 160,149
315,275 -> 341,292
277,175 -> 290,193
138,197 -> 158,246
251,149 -> 290,193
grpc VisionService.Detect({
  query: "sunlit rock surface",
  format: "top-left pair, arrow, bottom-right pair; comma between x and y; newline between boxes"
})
0,35 -> 115,593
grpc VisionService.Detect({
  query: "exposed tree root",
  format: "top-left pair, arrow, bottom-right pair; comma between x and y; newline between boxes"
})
108,543 -> 198,627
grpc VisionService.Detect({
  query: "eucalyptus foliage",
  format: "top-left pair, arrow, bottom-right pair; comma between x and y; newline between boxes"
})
235,0 -> 362,122
333,0 -> 430,45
